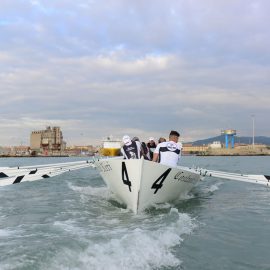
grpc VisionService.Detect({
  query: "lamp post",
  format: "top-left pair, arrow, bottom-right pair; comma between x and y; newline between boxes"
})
80,133 -> 83,155
251,115 -> 255,147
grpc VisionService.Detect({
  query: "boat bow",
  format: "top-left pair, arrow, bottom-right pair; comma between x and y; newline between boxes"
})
95,157 -> 201,213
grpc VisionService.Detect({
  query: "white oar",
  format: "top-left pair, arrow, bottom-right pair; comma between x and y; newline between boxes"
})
0,162 -> 95,187
0,156 -> 122,187
0,160 -> 93,178
177,166 -> 270,187
0,156 -> 122,178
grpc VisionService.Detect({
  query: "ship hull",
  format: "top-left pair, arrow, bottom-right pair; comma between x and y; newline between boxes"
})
100,148 -> 121,157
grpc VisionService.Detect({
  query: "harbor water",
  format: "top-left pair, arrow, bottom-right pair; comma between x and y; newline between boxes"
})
0,156 -> 270,270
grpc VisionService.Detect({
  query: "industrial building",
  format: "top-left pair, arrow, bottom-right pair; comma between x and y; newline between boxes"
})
30,126 -> 66,155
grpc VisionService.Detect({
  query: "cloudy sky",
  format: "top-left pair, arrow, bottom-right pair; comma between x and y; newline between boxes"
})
0,0 -> 269,146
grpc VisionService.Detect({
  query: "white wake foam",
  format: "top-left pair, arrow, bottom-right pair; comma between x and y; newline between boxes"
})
202,182 -> 223,193
44,208 -> 197,270
67,182 -> 109,199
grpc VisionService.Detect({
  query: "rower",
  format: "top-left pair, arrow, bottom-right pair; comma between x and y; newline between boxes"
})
158,137 -> 166,143
152,130 -> 182,167
121,135 -> 141,159
147,137 -> 157,160
132,137 -> 150,160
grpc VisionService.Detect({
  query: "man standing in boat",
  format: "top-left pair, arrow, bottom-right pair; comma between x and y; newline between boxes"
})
152,130 -> 182,167
121,135 -> 141,159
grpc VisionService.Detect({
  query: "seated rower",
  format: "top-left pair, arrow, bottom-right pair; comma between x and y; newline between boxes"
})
132,137 -> 150,160
158,137 -> 166,143
152,130 -> 182,167
121,135 -> 141,159
147,137 -> 157,160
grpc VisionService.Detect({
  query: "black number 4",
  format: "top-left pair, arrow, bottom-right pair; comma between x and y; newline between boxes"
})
151,168 -> 172,194
122,162 -> 132,192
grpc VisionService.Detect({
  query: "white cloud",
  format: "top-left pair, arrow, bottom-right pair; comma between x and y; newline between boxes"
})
0,0 -> 269,146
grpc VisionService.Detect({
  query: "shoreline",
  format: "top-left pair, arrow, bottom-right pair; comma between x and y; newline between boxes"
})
0,155 -> 70,158
1,154 -> 270,158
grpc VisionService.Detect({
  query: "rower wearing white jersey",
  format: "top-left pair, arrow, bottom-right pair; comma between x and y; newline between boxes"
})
152,130 -> 182,167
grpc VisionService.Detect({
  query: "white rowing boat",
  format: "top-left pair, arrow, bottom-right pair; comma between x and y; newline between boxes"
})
92,157 -> 270,213
1,157 -> 269,214
94,157 -> 201,213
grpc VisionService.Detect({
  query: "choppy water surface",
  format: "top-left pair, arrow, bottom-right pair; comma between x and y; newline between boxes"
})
0,156 -> 270,270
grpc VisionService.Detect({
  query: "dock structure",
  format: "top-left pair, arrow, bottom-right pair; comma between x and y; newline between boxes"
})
221,129 -> 236,148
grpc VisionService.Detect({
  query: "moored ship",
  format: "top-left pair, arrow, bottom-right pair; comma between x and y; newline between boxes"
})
100,136 -> 122,156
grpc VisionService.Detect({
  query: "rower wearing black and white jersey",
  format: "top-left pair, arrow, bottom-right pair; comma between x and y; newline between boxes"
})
132,137 -> 150,160
153,130 -> 182,167
121,135 -> 141,159
147,137 -> 157,160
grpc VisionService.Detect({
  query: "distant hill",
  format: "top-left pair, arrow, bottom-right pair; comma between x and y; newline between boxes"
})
191,136 -> 270,146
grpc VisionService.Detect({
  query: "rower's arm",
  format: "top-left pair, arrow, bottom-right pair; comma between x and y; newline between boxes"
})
152,153 -> 159,162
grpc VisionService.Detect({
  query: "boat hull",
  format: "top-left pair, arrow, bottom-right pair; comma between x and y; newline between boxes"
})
95,158 -> 201,213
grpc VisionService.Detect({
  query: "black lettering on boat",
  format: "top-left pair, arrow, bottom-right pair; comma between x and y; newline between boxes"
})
96,162 -> 112,173
174,172 -> 196,183
104,163 -> 112,172
151,168 -> 172,194
122,162 -> 132,192
101,162 -> 112,172
174,171 -> 185,180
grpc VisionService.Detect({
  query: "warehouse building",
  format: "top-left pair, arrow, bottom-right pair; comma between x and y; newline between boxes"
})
30,126 -> 66,155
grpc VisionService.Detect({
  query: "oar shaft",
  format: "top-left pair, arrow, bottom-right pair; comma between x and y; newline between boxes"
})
0,159 -> 92,172
0,162 -> 94,187
177,166 -> 270,187
0,160 -> 95,178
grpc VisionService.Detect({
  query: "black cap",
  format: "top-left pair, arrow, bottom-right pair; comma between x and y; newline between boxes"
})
169,130 -> 180,137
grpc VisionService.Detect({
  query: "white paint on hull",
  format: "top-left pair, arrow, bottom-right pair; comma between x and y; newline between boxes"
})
95,158 -> 201,213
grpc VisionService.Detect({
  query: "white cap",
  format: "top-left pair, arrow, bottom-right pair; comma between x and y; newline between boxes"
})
122,135 -> 132,145
149,137 -> 155,141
